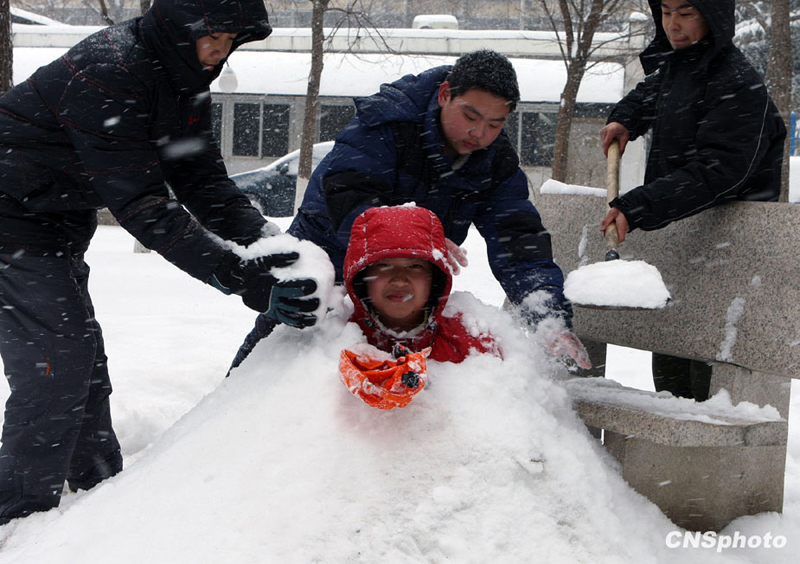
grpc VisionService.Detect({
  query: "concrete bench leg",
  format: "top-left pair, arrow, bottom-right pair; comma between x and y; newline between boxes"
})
605,431 -> 786,532
601,365 -> 791,532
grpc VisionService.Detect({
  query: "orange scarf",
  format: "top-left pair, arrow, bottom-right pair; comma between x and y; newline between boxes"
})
339,345 -> 431,410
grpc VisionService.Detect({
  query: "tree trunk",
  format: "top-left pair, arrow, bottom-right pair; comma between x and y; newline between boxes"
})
764,0 -> 792,202
551,63 -> 586,181
0,0 -> 12,94
296,0 -> 328,212
548,0 -> 606,181
97,0 -> 115,26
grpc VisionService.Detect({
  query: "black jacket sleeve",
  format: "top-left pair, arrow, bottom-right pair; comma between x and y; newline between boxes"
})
165,98 -> 267,247
606,69 -> 661,141
612,72 -> 783,231
57,61 -> 266,283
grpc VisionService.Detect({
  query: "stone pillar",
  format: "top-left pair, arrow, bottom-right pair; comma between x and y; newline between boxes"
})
614,439 -> 787,532
603,364 -> 791,532
709,363 -> 792,419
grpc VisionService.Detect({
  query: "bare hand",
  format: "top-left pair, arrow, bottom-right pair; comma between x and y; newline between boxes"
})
445,238 -> 468,275
600,122 -> 630,157
600,207 -> 629,244
545,330 -> 592,370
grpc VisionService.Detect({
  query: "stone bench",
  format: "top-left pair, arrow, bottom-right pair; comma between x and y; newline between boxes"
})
535,191 -> 798,532
566,377 -> 787,532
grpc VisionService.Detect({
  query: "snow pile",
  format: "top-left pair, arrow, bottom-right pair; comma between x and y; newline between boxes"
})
0,292 -> 678,563
0,225 -> 796,564
564,260 -> 671,309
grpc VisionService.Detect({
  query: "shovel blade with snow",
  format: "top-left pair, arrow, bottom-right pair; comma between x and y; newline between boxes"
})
563,140 -> 670,310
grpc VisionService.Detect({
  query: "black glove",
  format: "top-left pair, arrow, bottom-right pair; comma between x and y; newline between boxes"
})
266,278 -> 319,328
210,252 -> 319,327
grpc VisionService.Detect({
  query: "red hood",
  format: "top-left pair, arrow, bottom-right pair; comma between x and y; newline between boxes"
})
344,206 -> 452,352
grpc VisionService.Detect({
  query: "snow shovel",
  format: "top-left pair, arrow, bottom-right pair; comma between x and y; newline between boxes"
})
562,140 -> 670,310
603,140 -> 622,261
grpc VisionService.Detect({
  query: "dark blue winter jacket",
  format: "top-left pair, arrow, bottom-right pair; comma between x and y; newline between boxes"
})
289,66 -> 571,321
0,0 -> 271,283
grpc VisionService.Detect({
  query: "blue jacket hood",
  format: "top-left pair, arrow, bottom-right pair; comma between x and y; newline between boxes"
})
353,66 -> 451,128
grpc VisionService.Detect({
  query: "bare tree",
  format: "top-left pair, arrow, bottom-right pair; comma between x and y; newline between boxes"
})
297,0 -> 330,187
75,0 -> 135,25
295,1 -> 396,208
540,0 -> 637,182
85,0 -> 115,25
0,0 -> 11,94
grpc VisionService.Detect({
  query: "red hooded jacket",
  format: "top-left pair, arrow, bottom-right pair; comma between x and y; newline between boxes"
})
344,205 -> 497,363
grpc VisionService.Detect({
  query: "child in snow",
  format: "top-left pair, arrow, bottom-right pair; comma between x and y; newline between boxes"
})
339,205 -> 499,409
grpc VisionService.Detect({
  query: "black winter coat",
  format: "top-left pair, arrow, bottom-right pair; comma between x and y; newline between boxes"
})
0,0 -> 271,283
607,0 -> 786,232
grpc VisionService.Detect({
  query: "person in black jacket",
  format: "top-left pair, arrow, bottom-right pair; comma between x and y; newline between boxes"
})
599,0 -> 786,400
0,0 -> 320,525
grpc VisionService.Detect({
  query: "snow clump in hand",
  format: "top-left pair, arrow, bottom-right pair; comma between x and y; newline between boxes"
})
226,234 -> 337,322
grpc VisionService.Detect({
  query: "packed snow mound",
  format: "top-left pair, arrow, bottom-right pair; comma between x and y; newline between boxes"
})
0,292 -> 687,563
564,260 -> 671,309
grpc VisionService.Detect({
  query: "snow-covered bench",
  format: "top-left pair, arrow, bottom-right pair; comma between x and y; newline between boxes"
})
536,188 -> 798,532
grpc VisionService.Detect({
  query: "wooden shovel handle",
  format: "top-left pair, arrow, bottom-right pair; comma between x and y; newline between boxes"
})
604,140 -> 621,251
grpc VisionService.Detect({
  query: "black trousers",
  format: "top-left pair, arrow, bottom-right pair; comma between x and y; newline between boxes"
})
0,241 -> 121,523
652,352 -> 712,402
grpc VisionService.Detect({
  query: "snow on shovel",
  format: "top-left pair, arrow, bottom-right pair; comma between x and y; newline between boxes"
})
562,140 -> 670,310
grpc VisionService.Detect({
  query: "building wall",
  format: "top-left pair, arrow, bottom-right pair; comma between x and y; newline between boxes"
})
212,91 -> 610,191
11,18 -> 642,190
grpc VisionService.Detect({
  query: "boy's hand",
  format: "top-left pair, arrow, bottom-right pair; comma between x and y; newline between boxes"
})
445,238 -> 468,275
544,330 -> 592,370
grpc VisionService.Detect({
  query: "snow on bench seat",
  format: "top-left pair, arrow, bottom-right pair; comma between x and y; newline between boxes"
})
565,378 -> 786,448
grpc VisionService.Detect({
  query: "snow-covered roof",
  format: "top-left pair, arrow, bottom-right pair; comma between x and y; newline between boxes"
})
211,51 -> 623,103
11,6 -> 67,26
412,14 -> 459,30
12,49 -> 623,104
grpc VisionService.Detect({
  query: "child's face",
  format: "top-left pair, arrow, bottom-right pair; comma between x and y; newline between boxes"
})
364,258 -> 434,332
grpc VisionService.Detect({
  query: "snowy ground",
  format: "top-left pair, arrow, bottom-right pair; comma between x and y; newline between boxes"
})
0,221 -> 796,563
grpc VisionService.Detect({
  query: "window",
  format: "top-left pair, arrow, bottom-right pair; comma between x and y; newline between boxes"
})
319,104 -> 355,142
232,102 -> 261,157
520,111 -> 556,167
261,104 -> 290,158
501,110 -> 557,167
504,111 -> 520,153
210,102 -> 222,148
